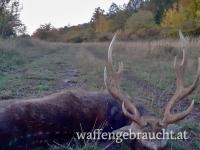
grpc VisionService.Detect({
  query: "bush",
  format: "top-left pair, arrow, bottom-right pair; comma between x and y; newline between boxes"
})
96,32 -> 112,42
63,29 -> 83,43
125,10 -> 155,33
32,24 -> 61,42
69,36 -> 83,43
117,32 -> 132,41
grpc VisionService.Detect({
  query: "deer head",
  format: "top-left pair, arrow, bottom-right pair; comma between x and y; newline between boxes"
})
104,31 -> 200,150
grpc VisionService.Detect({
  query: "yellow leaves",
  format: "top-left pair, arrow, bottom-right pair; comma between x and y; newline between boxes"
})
161,7 -> 186,28
95,15 -> 109,32
161,0 -> 200,29
196,10 -> 200,18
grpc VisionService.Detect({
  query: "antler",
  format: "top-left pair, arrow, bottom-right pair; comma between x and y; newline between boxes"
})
105,31 -> 199,128
104,34 -> 147,127
162,31 -> 200,125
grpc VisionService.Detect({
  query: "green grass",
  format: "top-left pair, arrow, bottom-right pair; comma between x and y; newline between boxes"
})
195,98 -> 200,104
192,140 -> 200,150
49,138 -> 130,150
0,76 -> 10,89
167,140 -> 187,150
0,50 -> 26,72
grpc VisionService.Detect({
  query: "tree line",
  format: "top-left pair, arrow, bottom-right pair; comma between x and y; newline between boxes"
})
0,0 -> 25,38
1,0 -> 200,41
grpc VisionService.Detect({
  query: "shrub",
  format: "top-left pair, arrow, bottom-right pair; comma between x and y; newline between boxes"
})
125,10 -> 155,33
96,32 -> 112,42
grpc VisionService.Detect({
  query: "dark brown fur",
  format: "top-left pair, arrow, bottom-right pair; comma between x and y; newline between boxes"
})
0,90 -> 130,149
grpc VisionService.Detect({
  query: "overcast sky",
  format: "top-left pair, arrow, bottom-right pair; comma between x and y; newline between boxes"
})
20,0 -> 129,34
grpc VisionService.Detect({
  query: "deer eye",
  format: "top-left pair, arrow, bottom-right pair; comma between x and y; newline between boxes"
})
143,122 -> 150,128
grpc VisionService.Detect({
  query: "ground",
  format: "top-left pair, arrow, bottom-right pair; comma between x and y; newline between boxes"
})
0,38 -> 199,150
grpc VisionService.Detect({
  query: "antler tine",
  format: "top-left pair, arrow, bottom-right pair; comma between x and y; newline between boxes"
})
108,33 -> 124,76
162,31 -> 200,125
106,33 -> 123,89
104,34 -> 147,127
164,100 -> 194,124
174,51 -> 186,92
174,31 -> 187,90
179,30 -> 188,48
108,33 -> 117,72
122,102 -> 138,121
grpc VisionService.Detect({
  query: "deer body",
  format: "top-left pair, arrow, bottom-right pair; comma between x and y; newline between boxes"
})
0,90 -> 130,149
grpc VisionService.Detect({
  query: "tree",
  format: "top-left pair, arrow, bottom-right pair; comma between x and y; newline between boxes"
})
0,0 -> 25,38
91,7 -> 109,32
161,3 -> 186,29
126,0 -> 144,12
148,0 -> 174,24
125,10 -> 155,32
184,0 -> 200,23
107,2 -> 133,32
33,23 -> 52,40
161,0 -> 200,32
108,10 -> 131,32
108,3 -> 120,16
32,23 -> 60,41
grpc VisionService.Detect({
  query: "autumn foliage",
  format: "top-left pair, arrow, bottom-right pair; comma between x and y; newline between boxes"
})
32,0 -> 200,42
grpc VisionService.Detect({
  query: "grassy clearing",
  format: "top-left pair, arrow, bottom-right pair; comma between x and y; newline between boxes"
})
0,37 -> 200,149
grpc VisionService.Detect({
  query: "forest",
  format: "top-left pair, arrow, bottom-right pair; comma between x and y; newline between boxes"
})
1,0 -> 200,42
30,0 -> 200,42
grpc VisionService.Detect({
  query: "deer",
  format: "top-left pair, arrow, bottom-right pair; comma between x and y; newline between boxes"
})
104,31 -> 200,150
0,89 -> 133,149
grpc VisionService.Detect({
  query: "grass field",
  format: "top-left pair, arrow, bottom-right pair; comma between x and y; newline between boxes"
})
0,37 -> 200,150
